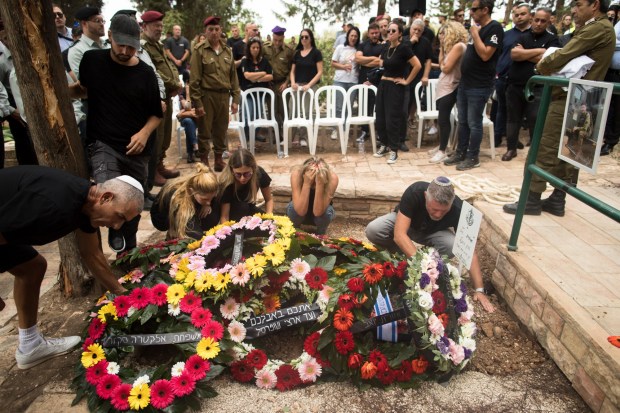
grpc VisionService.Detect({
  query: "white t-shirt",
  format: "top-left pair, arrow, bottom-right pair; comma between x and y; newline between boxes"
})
332,45 -> 359,84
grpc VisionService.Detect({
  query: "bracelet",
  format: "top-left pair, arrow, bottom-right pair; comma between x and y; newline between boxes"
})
474,287 -> 485,294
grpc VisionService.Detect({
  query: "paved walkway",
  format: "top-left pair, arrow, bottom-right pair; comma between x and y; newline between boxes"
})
1,130 -> 619,412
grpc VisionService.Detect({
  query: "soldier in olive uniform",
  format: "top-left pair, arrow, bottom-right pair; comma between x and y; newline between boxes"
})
263,26 -> 294,138
189,16 -> 240,172
140,10 -> 181,186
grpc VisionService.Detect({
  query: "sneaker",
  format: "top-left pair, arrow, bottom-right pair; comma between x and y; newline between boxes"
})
427,145 -> 440,156
456,157 -> 480,171
373,145 -> 390,158
330,129 -> 338,140
15,335 -> 81,369
222,150 -> 230,160
429,150 -> 447,164
387,151 -> 398,164
399,142 -> 410,152
108,230 -> 126,253
443,151 -> 466,166
428,126 -> 438,135
300,138 -> 308,147
356,131 -> 367,143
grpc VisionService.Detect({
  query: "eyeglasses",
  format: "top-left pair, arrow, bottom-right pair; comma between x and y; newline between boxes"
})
88,18 -> 106,24
300,35 -> 310,40
54,12 -> 64,18
387,29 -> 398,34
470,6 -> 481,12
233,171 -> 253,179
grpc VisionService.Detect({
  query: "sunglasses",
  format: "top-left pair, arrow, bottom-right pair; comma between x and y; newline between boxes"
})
457,14 -> 465,17
387,29 -> 398,34
300,35 -> 310,40
470,6 -> 482,12
234,171 -> 253,179
54,12 -> 64,18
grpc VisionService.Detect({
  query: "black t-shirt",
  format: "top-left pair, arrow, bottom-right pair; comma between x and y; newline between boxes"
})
395,182 -> 463,234
0,166 -> 95,245
381,42 -> 415,78
164,36 -> 191,68
507,30 -> 560,86
422,26 -> 435,45
460,20 -> 503,89
79,49 -> 163,155
293,48 -> 323,84
221,167 -> 272,221
357,40 -> 385,83
409,37 -> 433,83
227,37 -> 243,48
233,41 -> 247,87
241,57 -> 273,90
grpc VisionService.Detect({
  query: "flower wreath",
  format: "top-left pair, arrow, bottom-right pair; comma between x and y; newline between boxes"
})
73,283 -> 225,411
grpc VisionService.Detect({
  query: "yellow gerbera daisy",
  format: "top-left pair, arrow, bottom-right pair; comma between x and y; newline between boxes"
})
177,257 -> 190,273
277,237 -> 291,251
187,239 -> 201,250
166,284 -> 186,305
263,243 -> 286,266
193,273 -> 211,292
334,267 -> 347,276
81,343 -> 105,368
97,302 -> 118,323
362,242 -> 377,251
128,383 -> 150,410
197,337 -> 220,360
212,272 -> 230,291
183,270 -> 196,289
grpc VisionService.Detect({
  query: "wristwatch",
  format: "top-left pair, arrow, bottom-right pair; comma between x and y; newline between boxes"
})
474,287 -> 486,294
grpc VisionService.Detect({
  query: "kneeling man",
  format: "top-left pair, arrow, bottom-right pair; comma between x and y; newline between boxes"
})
366,176 -> 494,312
0,166 -> 143,369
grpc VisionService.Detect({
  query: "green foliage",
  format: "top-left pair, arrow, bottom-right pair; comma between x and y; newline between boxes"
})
276,0 -> 373,32
316,36 -> 335,87
56,0 -> 104,22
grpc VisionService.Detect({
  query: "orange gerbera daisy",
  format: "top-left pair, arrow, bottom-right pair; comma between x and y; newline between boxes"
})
361,361 -> 377,380
333,308 -> 354,331
411,356 -> 429,374
362,263 -> 383,284
263,295 -> 281,313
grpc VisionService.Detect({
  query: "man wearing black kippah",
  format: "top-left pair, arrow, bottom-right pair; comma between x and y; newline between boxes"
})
366,177 -> 495,312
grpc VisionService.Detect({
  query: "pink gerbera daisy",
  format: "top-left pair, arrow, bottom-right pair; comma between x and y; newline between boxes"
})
151,284 -> 168,306
96,374 -> 121,400
298,357 -> 322,382
150,379 -> 175,409
201,319 -> 224,341
255,368 -> 277,389
86,359 -> 109,385
113,295 -> 131,318
185,354 -> 210,381
180,291 -> 202,314
171,371 -> 196,397
190,307 -> 213,328
111,383 -> 131,411
129,287 -> 152,309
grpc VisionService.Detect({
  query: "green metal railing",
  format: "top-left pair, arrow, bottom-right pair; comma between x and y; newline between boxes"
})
508,76 -> 620,251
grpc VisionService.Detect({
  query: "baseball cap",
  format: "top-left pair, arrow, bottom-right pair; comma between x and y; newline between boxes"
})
109,14 -> 141,50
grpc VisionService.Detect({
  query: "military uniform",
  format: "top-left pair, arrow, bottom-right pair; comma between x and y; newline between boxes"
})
189,38 -> 240,161
263,41 -> 294,135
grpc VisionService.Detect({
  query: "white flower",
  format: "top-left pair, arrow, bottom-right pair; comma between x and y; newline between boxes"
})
452,287 -> 463,300
106,362 -> 120,375
289,258 -> 310,281
418,291 -> 434,310
228,320 -> 247,342
168,303 -> 181,316
133,375 -> 150,386
460,337 -> 476,352
317,285 -> 334,305
460,322 -> 477,338
220,297 -> 240,320
171,361 -> 185,377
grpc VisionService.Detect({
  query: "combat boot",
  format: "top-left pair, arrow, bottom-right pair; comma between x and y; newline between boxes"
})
157,161 -> 180,179
199,153 -> 210,167
214,152 -> 227,172
541,189 -> 566,217
502,191 -> 542,215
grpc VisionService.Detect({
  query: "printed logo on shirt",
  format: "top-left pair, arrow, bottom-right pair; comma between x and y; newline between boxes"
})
490,34 -> 498,45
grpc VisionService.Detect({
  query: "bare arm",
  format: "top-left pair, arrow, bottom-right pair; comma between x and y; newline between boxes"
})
76,230 -> 125,295
355,51 -> 381,67
441,43 -> 466,74
261,186 -> 274,214
68,81 -> 87,99
469,252 -> 495,312
220,203 -> 231,223
402,55 -> 422,85
393,211 -> 418,257
303,60 -> 323,90
312,171 -> 338,217
420,59 -> 432,86
290,167 -> 312,216
471,26 -> 497,62
511,44 -> 546,63
126,115 -> 161,156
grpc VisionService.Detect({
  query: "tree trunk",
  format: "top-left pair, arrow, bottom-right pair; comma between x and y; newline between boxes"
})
504,0 -> 514,27
0,0 -> 92,296
377,0 -> 386,16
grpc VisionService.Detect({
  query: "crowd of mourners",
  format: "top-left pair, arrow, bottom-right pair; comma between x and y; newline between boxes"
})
0,0 -> 618,371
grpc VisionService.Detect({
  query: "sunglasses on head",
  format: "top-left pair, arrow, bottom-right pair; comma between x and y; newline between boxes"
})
300,35 -> 310,40
54,12 -> 64,18
234,171 -> 253,179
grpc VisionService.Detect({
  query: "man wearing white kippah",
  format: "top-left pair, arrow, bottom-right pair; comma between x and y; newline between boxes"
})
0,165 -> 144,369
366,176 -> 495,312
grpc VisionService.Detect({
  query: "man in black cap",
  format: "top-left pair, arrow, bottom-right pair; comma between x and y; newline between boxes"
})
189,16 -> 240,171
70,14 -> 163,255
140,10 -> 181,187
263,25 -> 294,138
68,6 -> 106,79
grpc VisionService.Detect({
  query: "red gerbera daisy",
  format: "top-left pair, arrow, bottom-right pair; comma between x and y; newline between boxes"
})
376,365 -> 396,385
82,337 -> 94,351
368,349 -> 387,367
396,360 -> 413,382
150,379 -> 175,409
305,267 -> 328,290
129,287 -> 152,309
362,263 -> 384,284
96,373 -> 120,400
86,359 -> 109,385
383,261 -> 397,278
346,277 -> 364,293
111,383 -> 131,411
87,317 -> 106,341
337,294 -> 355,311
185,354 -> 210,381
201,319 -> 224,341
190,307 -> 213,328
180,291 -> 202,314
432,290 -> 447,314
304,332 -> 321,357
411,356 -> 429,374
274,364 -> 301,391
334,330 -> 355,354
171,371 -> 196,396
396,261 -> 408,278
230,359 -> 255,383
151,284 -> 168,306
246,349 -> 268,370
112,296 -> 131,318
347,352 -> 363,369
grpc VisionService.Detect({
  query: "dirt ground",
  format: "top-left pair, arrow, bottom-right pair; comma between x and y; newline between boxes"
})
0,218 -> 589,412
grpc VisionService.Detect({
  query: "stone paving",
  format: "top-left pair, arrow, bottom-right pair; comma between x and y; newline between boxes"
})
1,128 -> 619,412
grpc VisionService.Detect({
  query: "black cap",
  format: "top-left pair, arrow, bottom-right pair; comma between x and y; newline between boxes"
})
109,14 -> 140,50
113,9 -> 137,19
75,6 -> 100,21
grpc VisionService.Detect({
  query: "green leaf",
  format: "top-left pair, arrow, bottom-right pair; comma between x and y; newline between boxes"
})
317,327 -> 335,350
304,254 -> 318,267
140,304 -> 159,325
183,394 -> 202,411
204,364 -> 225,380
316,255 -> 336,271
194,384 -> 218,398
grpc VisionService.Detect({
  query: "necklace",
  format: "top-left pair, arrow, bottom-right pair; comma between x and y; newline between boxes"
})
387,43 -> 398,59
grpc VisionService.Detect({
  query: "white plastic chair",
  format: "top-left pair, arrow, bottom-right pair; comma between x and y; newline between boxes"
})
171,95 -> 183,158
228,95 -> 246,148
282,87 -> 315,157
312,85 -> 347,155
344,84 -> 378,154
414,79 -> 439,148
241,88 -> 280,155
449,103 -> 495,160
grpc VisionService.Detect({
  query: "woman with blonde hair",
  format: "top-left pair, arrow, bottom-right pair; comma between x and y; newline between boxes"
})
286,157 -> 339,234
151,163 -> 220,239
219,148 -> 273,222
428,21 -> 468,164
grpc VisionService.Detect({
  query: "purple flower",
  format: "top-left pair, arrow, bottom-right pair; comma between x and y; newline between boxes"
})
437,336 -> 450,355
455,297 -> 468,313
460,283 -> 468,295
436,259 -> 444,274
420,273 -> 430,289
464,348 -> 472,359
